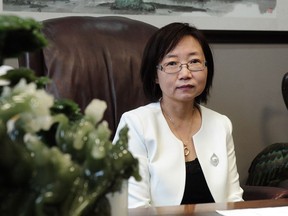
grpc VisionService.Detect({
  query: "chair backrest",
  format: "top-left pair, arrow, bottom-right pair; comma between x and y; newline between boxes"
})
18,16 -> 158,137
282,72 -> 288,110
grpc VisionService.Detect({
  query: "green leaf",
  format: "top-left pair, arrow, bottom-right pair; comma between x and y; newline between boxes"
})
51,99 -> 83,121
0,68 -> 47,84
0,15 -> 47,63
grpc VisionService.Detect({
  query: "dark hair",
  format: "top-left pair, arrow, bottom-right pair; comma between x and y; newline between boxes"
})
140,22 -> 214,104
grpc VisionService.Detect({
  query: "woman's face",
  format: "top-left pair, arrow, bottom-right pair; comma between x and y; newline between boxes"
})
156,35 -> 207,103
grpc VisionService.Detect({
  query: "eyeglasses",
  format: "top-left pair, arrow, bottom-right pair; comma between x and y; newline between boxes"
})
157,60 -> 207,74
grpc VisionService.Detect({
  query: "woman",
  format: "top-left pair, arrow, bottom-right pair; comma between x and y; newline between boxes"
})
113,23 -> 243,208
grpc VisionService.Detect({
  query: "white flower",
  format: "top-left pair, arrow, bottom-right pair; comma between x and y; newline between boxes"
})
4,79 -> 54,133
0,65 -> 13,86
84,99 -> 107,125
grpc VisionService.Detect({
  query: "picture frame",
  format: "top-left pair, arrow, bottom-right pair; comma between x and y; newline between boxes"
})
1,0 -> 288,44
202,30 -> 288,44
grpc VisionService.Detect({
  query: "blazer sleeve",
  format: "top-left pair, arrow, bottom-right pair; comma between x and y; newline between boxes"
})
113,112 -> 152,208
224,116 -> 244,201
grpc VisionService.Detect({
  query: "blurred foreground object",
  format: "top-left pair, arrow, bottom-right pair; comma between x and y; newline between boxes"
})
0,15 -> 47,65
0,15 -> 140,216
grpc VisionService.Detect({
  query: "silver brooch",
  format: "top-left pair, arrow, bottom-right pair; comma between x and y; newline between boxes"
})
210,153 -> 219,166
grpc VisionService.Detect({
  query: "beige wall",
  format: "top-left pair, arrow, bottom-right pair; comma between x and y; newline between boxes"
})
208,43 -> 288,185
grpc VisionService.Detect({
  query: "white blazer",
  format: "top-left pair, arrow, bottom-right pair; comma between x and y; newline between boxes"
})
113,102 -> 243,208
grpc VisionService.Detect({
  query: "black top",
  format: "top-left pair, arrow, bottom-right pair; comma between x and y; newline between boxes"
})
181,158 -> 215,204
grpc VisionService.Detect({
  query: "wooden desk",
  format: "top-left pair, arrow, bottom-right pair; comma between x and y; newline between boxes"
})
128,199 -> 288,215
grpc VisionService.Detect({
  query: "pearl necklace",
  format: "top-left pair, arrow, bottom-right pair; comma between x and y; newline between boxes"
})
160,101 -> 195,157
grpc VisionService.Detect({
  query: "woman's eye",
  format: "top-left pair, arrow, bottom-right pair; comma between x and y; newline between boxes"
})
165,61 -> 178,67
189,59 -> 201,64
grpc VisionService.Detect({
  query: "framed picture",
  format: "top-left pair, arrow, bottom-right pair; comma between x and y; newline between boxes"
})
202,29 -> 288,44
1,0 -> 288,43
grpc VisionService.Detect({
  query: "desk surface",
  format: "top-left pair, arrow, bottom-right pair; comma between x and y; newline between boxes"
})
128,199 -> 288,216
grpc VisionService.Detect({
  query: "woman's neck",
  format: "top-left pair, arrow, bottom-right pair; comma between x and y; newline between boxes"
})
160,98 -> 196,123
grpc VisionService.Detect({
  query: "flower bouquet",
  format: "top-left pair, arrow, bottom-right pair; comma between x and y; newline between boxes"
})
0,15 -> 141,216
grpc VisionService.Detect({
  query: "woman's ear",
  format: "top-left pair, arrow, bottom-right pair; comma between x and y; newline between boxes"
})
155,76 -> 159,84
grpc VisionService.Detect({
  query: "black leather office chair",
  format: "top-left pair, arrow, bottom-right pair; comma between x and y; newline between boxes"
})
19,16 -> 157,137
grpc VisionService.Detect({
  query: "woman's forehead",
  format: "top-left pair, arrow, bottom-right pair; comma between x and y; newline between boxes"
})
165,36 -> 204,57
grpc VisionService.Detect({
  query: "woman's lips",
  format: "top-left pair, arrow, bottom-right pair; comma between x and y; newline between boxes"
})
177,84 -> 194,89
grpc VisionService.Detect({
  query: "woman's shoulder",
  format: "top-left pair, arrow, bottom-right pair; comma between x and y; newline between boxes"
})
123,102 -> 160,117
200,105 -> 229,118
118,102 -> 162,132
199,105 -> 232,127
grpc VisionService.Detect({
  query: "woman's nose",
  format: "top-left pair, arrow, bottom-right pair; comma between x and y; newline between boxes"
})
178,65 -> 192,78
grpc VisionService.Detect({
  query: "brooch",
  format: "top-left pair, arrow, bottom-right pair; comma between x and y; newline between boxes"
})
210,153 -> 219,166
